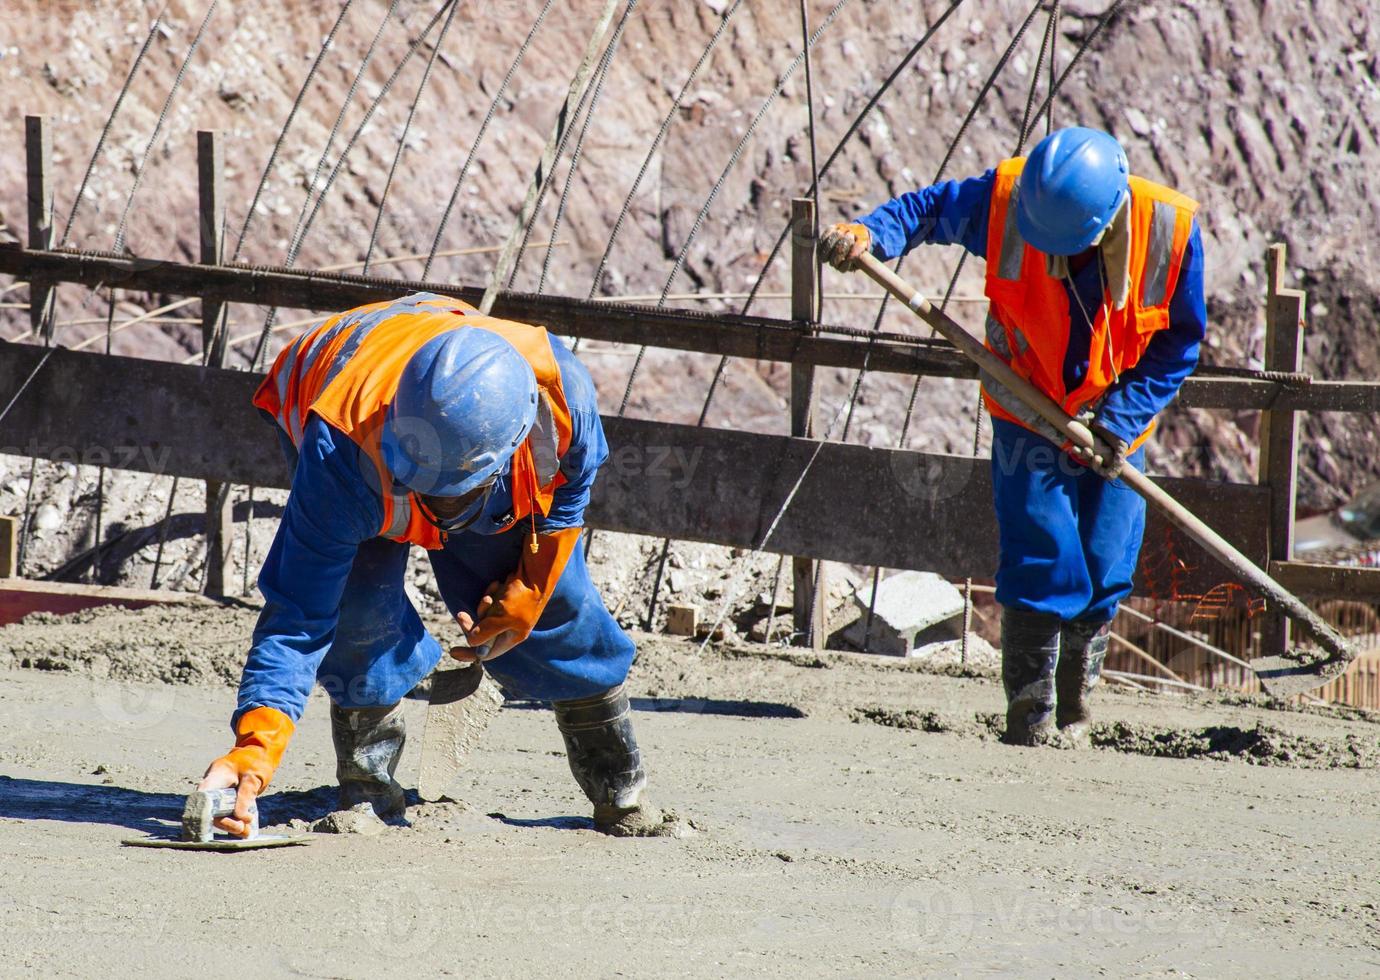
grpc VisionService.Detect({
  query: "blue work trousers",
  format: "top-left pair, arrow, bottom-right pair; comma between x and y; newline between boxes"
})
990,419 -> 1147,623
275,425 -> 634,707
323,530 -> 634,706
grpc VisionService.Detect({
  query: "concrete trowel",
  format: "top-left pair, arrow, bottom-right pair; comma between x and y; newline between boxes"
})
122,788 -> 310,852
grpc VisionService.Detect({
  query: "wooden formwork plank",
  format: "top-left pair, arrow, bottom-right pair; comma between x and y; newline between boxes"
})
3,245 -> 1380,413
1267,560 -> 1380,600
197,129 -> 231,597
0,515 -> 16,578
1259,245 -> 1307,656
0,244 -> 965,378
789,197 -> 825,650
24,117 -> 54,340
0,577 -> 214,627
0,340 -> 1279,599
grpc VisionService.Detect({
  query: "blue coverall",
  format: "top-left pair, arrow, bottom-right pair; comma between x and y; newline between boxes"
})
857,170 -> 1207,622
235,339 -> 634,726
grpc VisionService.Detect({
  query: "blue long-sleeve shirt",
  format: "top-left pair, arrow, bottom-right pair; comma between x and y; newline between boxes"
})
235,338 -> 607,723
857,170 -> 1207,445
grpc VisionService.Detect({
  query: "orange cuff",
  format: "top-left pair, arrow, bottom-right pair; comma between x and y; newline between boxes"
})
468,526 -> 583,648
215,706 -> 295,792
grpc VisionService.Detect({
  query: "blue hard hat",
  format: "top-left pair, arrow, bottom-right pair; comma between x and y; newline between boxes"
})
1016,127 -> 1129,256
380,327 -> 539,496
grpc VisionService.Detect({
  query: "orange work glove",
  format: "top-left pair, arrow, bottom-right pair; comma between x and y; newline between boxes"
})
197,705 -> 295,838
461,526 -> 583,660
819,221 -> 872,271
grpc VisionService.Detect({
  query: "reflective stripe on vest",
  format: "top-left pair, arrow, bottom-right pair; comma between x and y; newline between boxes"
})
529,395 -> 561,486
1142,200 -> 1178,307
382,485 -> 411,539
979,368 -> 1064,444
981,157 -> 1198,446
985,314 -> 1011,358
984,313 -> 1028,360
254,293 -> 573,548
328,295 -> 454,382
995,183 -> 1025,282
263,293 -> 467,450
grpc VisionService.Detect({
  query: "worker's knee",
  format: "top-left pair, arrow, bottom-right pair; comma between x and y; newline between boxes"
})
992,471 -> 1091,618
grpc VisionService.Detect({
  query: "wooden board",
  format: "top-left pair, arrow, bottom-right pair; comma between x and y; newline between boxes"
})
0,515 -> 16,578
0,577 -> 214,626
0,340 -> 1283,600
3,245 -> 1378,410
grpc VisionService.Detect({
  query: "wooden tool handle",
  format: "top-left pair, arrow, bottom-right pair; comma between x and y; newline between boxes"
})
854,252 -> 1354,679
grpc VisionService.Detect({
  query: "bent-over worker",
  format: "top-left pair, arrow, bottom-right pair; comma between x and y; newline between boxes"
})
199,292 -> 647,829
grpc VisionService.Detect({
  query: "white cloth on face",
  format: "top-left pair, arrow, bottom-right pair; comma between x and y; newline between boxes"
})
1098,194 -> 1132,311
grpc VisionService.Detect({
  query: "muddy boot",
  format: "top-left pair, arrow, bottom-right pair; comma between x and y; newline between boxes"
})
331,702 -> 407,821
1001,607 -> 1061,746
552,685 -> 649,831
1056,618 -> 1111,740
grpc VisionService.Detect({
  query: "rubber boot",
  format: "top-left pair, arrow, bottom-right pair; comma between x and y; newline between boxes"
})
331,701 -> 407,821
552,685 -> 648,829
1000,607 -> 1062,746
1056,618 -> 1111,740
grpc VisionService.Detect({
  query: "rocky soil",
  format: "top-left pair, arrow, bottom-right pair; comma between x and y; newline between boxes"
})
1,1 -> 1376,492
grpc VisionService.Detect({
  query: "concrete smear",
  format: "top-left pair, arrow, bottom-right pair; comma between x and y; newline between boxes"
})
2,605 -> 1379,975
0,603 -> 258,685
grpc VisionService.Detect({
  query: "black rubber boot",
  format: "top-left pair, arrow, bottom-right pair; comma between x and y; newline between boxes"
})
552,685 -> 648,828
331,702 -> 407,821
1001,607 -> 1062,746
1056,618 -> 1111,740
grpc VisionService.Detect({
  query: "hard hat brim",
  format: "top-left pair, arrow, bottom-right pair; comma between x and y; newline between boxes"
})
1016,187 -> 1127,258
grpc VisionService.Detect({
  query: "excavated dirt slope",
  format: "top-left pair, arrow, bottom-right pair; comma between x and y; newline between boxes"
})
1,0 -> 1378,507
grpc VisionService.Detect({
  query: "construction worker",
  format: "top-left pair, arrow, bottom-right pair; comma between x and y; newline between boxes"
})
821,127 -> 1205,744
198,292 -> 647,830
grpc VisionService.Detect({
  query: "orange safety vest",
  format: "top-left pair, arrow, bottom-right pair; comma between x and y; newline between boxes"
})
981,157 -> 1198,448
253,292 -> 572,550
